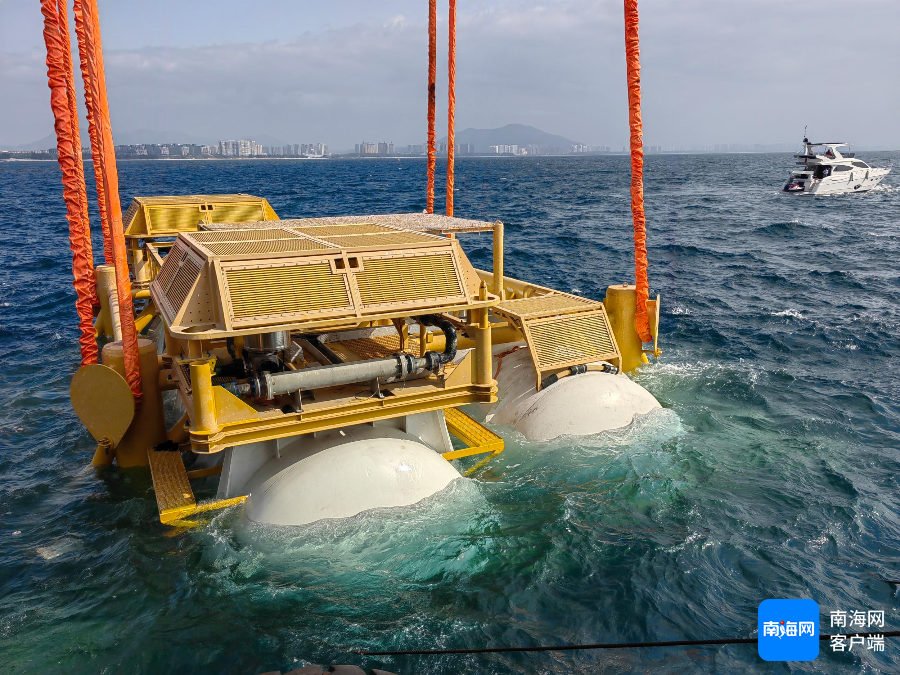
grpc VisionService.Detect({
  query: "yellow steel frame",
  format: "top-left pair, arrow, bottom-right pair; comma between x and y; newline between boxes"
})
186,382 -> 496,454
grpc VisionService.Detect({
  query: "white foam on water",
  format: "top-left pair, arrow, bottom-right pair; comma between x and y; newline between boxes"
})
35,536 -> 80,561
771,308 -> 803,318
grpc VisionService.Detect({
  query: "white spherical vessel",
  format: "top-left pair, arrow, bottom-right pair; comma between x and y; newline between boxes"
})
478,347 -> 660,441
216,417 -> 461,527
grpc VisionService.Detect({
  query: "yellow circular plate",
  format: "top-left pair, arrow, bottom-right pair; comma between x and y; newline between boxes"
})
70,364 -> 135,445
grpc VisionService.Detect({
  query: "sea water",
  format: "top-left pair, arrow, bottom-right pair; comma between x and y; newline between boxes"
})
0,153 -> 898,674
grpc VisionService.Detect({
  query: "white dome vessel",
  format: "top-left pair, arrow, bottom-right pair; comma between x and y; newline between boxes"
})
216,412 -> 461,527
473,347 -> 660,442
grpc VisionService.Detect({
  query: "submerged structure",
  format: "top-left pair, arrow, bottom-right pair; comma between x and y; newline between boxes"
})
41,0 -> 663,528
72,199 -> 661,526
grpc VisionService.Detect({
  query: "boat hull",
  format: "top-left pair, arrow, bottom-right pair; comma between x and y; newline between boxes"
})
783,167 -> 891,195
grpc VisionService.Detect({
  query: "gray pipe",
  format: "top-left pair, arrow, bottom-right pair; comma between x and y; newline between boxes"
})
248,319 -> 459,400
260,354 -> 430,399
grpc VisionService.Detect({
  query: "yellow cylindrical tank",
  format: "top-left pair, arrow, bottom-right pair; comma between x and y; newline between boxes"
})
101,339 -> 167,467
604,284 -> 647,374
94,264 -> 116,339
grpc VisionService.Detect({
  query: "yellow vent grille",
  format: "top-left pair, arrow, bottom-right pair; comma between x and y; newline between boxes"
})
122,200 -> 140,230
204,239 -> 333,256
527,311 -> 618,371
322,232 -> 441,247
206,203 -> 267,223
154,242 -> 185,291
496,295 -> 599,319
355,254 -> 462,305
201,221 -> 277,231
191,229 -> 297,243
166,257 -> 202,312
146,205 -> 205,233
226,263 -> 351,320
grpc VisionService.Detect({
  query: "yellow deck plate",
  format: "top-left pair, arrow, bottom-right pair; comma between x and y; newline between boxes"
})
147,450 -> 247,525
443,408 -> 504,475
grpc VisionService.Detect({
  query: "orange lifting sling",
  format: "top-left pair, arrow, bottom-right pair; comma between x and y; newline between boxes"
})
40,0 -> 98,366
624,0 -> 652,343
426,0 -> 437,213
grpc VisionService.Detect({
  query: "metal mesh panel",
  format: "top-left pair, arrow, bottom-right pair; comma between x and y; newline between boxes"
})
226,263 -> 351,320
201,221 -> 277,231
355,254 -> 462,305
206,203 -> 266,223
166,257 -> 202,313
203,239 -> 333,255
339,334 -> 421,360
292,224 -> 393,236
321,232 -> 442,247
191,229 -> 298,242
145,205 -> 205,234
496,295 -> 599,319
154,241 -> 185,292
122,200 -> 140,230
527,311 -> 618,370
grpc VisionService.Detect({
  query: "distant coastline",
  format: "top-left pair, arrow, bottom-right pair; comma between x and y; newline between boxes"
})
3,149 -> 897,162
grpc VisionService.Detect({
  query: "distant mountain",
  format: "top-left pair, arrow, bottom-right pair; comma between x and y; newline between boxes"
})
0,134 -> 60,152
110,129 -> 214,146
441,124 -> 576,153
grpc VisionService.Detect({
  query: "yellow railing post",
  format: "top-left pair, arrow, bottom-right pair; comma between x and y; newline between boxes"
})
492,221 -> 505,301
473,282 -> 494,389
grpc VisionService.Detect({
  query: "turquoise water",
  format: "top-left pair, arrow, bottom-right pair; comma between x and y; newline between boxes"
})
1,154 -> 899,674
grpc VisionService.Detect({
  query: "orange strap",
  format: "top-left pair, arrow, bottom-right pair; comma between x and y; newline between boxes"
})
446,0 -> 457,217
494,345 -> 525,379
624,0 -> 651,343
426,0 -> 437,214
41,0 -> 98,367
73,0 -> 112,265
77,0 -> 143,402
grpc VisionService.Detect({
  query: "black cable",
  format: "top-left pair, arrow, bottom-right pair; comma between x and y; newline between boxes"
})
356,631 -> 900,656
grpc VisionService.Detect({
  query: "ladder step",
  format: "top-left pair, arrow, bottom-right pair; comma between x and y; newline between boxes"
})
443,407 -> 504,461
147,450 -> 245,525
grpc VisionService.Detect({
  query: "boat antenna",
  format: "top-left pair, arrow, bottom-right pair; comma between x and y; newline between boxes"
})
803,125 -> 808,144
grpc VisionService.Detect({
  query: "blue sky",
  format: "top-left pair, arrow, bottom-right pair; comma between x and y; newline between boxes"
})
1,0 -> 898,151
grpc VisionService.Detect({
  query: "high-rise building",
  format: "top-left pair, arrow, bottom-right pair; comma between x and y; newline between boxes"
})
219,140 -> 238,157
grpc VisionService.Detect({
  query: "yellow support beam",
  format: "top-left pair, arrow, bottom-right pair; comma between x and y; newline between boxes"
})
442,407 -> 504,476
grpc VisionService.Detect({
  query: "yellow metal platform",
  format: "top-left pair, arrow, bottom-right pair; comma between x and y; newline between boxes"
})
442,407 -> 504,475
147,450 -> 246,525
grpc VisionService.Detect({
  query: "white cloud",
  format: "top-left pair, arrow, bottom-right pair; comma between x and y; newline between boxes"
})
1,0 -> 898,150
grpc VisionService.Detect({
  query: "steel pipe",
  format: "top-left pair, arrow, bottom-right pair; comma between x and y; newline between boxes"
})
261,354 -> 430,400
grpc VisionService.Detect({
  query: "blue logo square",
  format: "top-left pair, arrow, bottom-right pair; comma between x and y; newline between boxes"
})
758,599 -> 819,661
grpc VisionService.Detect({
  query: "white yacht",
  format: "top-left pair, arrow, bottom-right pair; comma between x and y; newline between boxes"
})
782,138 -> 891,195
